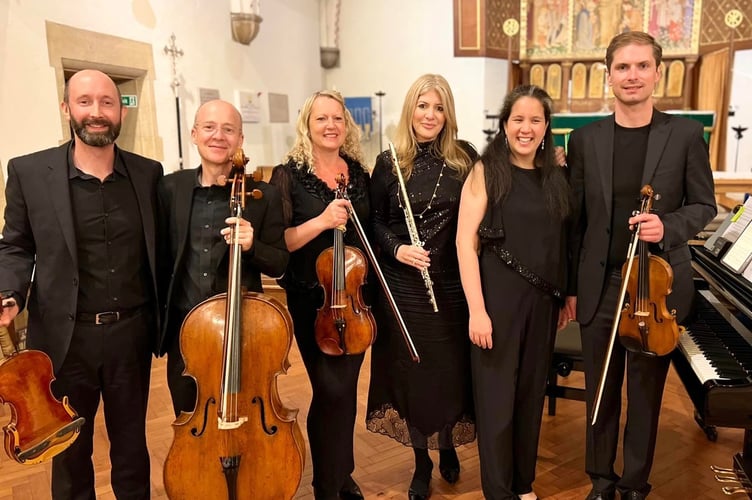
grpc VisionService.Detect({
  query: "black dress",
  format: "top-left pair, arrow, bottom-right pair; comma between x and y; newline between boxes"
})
269,156 -> 371,499
473,165 -> 566,499
366,141 -> 475,449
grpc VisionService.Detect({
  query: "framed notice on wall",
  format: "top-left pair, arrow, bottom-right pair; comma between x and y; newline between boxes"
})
235,90 -> 262,123
268,93 -> 289,123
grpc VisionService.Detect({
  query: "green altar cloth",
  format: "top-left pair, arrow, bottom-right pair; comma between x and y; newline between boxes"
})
551,110 -> 715,149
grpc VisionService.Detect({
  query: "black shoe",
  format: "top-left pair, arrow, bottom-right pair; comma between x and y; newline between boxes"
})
586,488 -> 615,500
408,482 -> 430,500
339,475 -> 364,500
620,491 -> 646,500
408,455 -> 432,500
439,448 -> 460,484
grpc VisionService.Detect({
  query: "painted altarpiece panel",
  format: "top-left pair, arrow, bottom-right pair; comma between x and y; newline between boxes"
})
520,0 -> 702,61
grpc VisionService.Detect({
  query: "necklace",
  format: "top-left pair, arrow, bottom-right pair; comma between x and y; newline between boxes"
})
399,161 -> 445,219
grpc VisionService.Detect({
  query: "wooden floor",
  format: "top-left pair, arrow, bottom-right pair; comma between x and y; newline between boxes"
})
0,335 -> 744,500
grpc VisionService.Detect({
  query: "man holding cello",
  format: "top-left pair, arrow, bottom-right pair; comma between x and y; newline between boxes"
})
157,99 -> 289,417
564,32 -> 716,500
0,69 -> 162,499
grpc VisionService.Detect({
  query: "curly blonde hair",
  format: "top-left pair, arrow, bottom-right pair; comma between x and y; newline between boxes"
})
284,90 -> 364,171
392,74 -> 471,179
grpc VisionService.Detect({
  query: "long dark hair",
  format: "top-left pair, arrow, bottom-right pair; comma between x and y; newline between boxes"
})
480,84 -> 570,219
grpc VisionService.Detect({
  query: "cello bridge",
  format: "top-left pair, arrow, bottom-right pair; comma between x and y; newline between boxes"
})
217,416 -> 247,430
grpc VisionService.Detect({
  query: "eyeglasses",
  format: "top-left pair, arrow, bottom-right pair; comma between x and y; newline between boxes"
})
196,123 -> 240,136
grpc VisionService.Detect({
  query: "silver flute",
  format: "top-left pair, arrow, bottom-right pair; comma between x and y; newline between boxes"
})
389,142 -> 439,312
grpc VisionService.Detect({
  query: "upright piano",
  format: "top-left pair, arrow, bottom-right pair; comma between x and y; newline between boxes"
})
672,244 -> 752,496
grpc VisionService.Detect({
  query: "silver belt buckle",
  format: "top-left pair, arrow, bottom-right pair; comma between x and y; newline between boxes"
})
95,311 -> 119,325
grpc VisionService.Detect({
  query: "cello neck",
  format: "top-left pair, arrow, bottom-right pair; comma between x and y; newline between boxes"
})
220,165 -> 247,423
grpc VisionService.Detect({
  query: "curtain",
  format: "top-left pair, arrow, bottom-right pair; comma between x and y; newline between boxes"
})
696,48 -> 730,171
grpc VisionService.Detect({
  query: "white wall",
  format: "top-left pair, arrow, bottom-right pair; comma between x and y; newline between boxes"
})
0,0 -> 323,176
727,49 -> 752,174
326,0 -> 508,165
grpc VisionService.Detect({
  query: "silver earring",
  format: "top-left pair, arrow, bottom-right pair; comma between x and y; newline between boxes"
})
504,135 -> 509,149
540,138 -> 545,150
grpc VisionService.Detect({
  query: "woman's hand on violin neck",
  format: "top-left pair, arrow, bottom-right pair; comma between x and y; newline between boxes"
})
320,198 -> 351,229
468,312 -> 493,349
628,212 -> 664,243
396,244 -> 430,270
223,217 -> 255,252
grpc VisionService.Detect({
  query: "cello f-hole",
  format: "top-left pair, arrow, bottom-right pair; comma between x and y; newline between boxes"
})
191,397 -> 216,437
251,396 -> 278,435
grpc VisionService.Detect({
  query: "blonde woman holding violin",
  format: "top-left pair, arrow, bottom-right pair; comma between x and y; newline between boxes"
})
270,90 -> 371,500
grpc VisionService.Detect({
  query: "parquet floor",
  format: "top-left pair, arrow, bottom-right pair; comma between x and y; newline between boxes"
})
0,332 -> 744,499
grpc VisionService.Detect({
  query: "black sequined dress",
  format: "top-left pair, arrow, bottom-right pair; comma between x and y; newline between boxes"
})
365,141 -> 476,449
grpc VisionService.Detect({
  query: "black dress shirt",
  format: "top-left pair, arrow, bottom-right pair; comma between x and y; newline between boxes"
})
68,147 -> 151,312
172,174 -> 231,313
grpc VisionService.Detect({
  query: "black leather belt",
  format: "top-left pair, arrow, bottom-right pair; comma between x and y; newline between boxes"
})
76,307 -> 142,325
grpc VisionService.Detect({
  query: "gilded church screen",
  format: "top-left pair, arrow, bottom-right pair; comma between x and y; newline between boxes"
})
520,0 -> 703,61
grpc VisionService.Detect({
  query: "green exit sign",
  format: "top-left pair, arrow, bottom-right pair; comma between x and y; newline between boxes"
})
121,95 -> 138,107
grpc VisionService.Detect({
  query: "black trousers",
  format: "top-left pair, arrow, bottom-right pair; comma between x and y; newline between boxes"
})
51,309 -> 152,500
581,270 -> 670,496
286,288 -> 364,500
471,289 -> 558,500
165,308 -> 196,417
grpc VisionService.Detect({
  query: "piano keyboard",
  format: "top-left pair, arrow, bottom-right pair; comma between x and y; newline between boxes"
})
680,289 -> 752,386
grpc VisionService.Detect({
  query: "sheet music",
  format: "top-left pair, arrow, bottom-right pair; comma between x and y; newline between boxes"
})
722,216 -> 752,273
720,197 -> 752,243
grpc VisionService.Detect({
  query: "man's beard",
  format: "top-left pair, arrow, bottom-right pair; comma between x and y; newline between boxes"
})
71,116 -> 121,147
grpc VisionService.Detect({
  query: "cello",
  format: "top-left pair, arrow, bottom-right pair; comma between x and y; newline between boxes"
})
0,300 -> 85,464
314,174 -> 376,356
163,150 -> 305,500
590,185 -> 684,425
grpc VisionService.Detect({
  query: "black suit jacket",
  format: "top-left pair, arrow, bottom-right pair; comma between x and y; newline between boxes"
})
157,167 -> 289,355
0,142 -> 163,372
567,110 -> 717,325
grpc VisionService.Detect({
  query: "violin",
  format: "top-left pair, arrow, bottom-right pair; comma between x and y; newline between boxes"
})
0,301 -> 85,464
164,150 -> 305,500
591,184 -> 684,426
618,184 -> 682,357
314,174 -> 376,356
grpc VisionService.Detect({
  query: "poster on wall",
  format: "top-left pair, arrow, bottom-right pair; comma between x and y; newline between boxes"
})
235,90 -> 262,123
520,0 -> 702,61
344,97 -> 373,140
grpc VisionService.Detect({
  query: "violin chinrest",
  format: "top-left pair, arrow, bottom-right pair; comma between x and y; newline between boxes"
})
12,415 -> 85,464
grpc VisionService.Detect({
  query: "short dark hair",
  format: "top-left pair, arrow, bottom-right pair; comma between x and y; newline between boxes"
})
605,31 -> 662,72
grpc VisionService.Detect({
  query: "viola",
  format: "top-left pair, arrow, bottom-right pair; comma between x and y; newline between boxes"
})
0,308 -> 85,464
314,174 -> 376,356
163,150 -> 305,500
618,184 -> 682,357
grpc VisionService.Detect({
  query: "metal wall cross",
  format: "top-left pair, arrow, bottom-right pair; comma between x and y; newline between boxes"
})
164,33 -> 184,94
